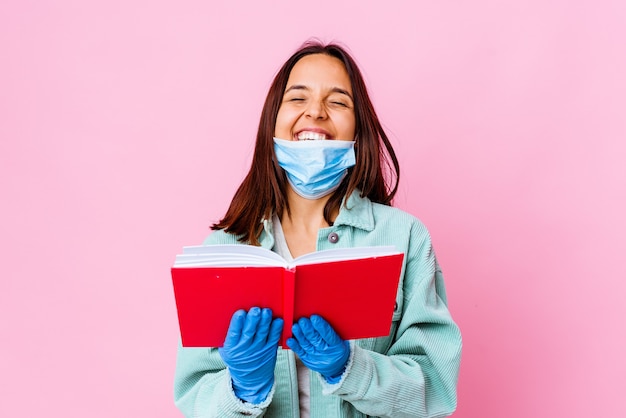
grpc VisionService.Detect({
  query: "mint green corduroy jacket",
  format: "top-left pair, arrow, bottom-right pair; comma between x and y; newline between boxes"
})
174,192 -> 462,418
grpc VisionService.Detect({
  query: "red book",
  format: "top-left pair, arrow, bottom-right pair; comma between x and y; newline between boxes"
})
171,245 -> 404,348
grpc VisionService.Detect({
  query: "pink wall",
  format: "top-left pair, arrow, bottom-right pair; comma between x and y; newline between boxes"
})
1,1 -> 624,417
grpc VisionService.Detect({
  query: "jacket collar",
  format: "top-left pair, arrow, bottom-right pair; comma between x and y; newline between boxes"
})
333,190 -> 375,232
258,190 -> 375,249
259,218 -> 276,249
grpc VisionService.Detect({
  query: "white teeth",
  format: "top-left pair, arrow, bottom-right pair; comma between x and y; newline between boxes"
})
297,131 -> 327,141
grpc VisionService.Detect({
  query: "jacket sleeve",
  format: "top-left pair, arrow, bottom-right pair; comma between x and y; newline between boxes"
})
173,345 -> 274,418
321,220 -> 462,418
173,231 -> 274,418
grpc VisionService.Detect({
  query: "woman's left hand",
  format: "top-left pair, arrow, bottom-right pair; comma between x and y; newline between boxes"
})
287,315 -> 350,383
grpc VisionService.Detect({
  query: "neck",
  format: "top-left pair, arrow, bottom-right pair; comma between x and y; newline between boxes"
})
279,186 -> 340,258
282,186 -> 336,231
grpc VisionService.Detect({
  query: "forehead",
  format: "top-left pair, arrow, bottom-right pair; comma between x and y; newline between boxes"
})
286,54 -> 352,92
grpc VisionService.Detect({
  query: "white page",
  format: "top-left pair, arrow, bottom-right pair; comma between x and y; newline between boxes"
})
290,246 -> 399,266
174,244 -> 399,268
174,253 -> 286,267
176,244 -> 286,267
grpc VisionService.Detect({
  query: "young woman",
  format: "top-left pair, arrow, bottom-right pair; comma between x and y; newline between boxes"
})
174,41 -> 462,418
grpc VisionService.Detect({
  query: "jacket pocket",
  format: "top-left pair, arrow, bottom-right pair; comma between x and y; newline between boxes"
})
383,290 -> 404,353
357,289 -> 404,354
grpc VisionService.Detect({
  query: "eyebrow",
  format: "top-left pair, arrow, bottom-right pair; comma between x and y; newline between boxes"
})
285,84 -> 354,101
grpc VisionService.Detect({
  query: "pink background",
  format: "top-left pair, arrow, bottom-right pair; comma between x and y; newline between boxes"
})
1,1 -> 625,417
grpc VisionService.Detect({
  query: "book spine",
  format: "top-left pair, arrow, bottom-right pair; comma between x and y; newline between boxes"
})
281,267 -> 296,348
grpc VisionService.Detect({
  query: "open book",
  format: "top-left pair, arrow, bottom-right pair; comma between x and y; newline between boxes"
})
171,244 -> 404,347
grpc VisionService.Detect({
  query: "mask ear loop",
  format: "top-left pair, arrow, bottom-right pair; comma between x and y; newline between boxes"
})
353,134 -> 361,166
270,139 -> 290,215
350,134 -> 368,196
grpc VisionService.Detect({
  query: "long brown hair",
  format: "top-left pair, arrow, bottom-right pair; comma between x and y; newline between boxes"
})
212,41 -> 400,245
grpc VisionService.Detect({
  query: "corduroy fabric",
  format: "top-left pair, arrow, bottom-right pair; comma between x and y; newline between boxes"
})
173,192 -> 462,418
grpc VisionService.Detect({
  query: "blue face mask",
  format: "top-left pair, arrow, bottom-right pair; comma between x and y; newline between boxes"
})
273,137 -> 356,200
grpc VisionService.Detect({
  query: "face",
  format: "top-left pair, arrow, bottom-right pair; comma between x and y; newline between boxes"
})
274,54 -> 356,142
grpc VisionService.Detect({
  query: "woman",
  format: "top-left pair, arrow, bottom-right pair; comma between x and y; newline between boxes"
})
174,41 -> 462,418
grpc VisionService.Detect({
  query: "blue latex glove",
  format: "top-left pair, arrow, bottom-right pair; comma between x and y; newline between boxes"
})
218,307 -> 284,404
286,315 -> 350,384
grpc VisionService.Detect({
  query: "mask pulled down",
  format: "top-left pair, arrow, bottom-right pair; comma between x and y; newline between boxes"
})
273,137 -> 356,200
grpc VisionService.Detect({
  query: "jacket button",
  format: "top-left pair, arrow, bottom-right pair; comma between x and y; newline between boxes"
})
328,232 -> 339,244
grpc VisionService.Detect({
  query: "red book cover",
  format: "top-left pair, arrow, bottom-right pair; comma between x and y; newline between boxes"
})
171,245 -> 404,347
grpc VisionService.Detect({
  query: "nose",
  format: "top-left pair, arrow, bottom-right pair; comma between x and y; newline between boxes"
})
304,99 -> 327,120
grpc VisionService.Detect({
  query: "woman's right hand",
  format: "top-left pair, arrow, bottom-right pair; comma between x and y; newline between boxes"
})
218,307 -> 283,404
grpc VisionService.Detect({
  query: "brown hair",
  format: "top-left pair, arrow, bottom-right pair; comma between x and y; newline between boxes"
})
211,40 -> 400,245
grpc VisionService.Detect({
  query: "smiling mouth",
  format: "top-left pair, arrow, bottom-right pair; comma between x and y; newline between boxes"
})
296,131 -> 330,141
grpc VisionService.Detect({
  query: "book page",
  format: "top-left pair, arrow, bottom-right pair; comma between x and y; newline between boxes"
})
176,244 -> 287,267
175,244 -> 400,267
290,246 -> 399,267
